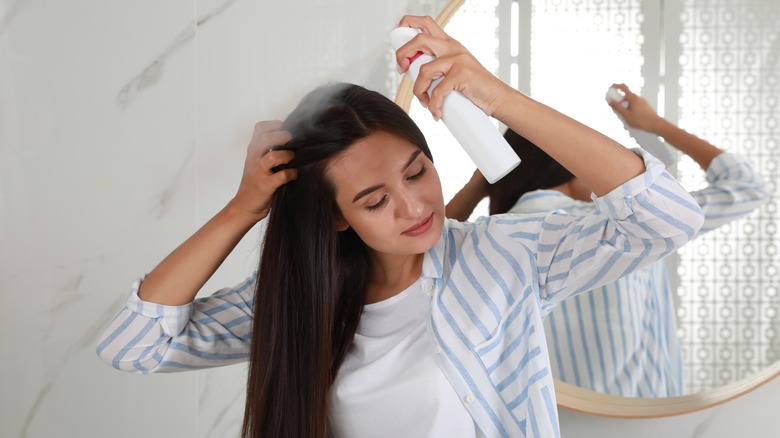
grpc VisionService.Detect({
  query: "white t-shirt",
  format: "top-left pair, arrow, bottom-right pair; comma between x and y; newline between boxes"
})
328,278 -> 479,437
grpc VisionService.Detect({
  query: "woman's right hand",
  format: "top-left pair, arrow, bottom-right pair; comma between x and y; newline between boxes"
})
230,120 -> 297,223
137,121 -> 296,305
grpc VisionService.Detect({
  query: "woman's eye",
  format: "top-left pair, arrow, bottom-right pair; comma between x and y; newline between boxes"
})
366,196 -> 387,211
408,165 -> 427,181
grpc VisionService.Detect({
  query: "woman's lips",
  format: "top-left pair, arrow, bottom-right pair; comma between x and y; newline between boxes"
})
402,213 -> 434,236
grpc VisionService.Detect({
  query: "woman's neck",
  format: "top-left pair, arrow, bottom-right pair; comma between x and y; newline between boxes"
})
365,252 -> 424,304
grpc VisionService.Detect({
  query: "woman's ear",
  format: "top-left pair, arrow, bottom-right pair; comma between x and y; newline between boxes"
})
334,216 -> 350,232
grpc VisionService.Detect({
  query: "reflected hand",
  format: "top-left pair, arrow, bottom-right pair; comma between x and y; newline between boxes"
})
445,168 -> 489,221
231,120 -> 297,222
607,83 -> 665,134
465,168 -> 489,197
395,15 -> 513,120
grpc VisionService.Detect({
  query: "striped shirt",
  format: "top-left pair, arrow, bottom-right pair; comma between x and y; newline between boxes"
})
96,149 -> 704,437
509,152 -> 771,397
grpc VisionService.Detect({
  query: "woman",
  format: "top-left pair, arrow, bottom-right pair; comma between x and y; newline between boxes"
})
96,16 -> 704,437
447,85 -> 771,397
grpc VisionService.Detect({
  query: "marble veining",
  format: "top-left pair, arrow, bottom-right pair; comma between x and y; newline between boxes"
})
151,145 -> 196,219
20,381 -> 54,438
198,368 -> 245,437
115,0 -> 239,109
204,390 -> 242,437
196,0 -> 238,27
21,294 -> 126,436
691,411 -> 718,438
0,0 -> 29,36
114,25 -> 191,110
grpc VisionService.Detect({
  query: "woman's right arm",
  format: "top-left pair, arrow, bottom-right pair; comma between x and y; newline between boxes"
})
139,120 -> 296,305
96,120 -> 297,372
97,276 -> 257,372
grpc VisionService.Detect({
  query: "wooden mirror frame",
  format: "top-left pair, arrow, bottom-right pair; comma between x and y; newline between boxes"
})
393,0 -> 780,418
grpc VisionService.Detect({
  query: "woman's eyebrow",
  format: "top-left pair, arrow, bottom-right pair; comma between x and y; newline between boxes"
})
403,150 -> 423,171
351,150 -> 424,203
353,184 -> 384,203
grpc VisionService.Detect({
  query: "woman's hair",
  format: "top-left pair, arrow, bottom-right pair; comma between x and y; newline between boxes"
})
242,83 -> 432,438
487,129 -> 574,214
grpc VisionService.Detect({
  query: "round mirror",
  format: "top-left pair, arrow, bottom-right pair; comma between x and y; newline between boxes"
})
395,0 -> 779,416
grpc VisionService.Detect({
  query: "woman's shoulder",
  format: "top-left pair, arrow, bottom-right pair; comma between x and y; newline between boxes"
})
442,214 -> 544,247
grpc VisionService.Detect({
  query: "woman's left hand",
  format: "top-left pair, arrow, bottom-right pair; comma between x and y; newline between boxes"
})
607,83 -> 665,134
394,15 -> 514,120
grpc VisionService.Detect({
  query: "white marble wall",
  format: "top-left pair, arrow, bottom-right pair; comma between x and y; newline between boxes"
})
0,1 -> 446,436
0,1 -> 777,437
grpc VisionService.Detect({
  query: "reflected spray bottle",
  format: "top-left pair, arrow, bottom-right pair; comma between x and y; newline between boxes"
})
605,87 -> 630,108
605,86 -> 676,167
389,27 -> 520,184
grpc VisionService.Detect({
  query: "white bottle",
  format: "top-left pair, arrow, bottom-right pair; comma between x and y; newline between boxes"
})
389,27 -> 520,184
606,87 -> 630,108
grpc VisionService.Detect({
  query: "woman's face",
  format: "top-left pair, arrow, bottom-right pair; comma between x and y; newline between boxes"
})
328,130 -> 445,257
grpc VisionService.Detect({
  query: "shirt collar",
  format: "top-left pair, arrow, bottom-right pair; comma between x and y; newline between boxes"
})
422,220 -> 448,280
512,189 -> 582,214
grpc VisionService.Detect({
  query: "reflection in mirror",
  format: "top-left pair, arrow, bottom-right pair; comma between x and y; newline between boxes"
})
400,0 -> 779,403
670,1 -> 779,395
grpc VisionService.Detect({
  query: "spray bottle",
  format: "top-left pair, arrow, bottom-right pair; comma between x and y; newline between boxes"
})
605,87 -> 630,109
606,86 -> 676,167
389,27 -> 520,184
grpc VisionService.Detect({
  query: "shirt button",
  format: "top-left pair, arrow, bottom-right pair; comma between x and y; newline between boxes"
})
464,394 -> 476,403
423,282 -> 434,296
433,345 -> 442,354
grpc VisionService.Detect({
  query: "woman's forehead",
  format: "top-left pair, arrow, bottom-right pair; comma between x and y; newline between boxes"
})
327,132 -> 425,189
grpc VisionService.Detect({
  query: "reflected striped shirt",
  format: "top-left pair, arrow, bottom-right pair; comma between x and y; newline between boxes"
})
509,152 -> 771,397
97,150 -> 704,437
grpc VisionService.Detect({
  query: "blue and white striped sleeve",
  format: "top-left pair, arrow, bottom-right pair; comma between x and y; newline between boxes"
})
96,275 -> 255,374
690,152 -> 772,234
490,149 -> 705,311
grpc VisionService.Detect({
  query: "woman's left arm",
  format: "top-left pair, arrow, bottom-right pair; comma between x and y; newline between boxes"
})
395,15 -> 644,197
396,16 -> 704,305
488,150 -> 704,309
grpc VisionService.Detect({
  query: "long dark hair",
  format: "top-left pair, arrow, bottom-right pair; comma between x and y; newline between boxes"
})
242,83 -> 432,438
488,128 -> 574,214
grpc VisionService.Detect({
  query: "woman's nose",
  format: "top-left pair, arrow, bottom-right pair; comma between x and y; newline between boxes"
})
396,188 -> 424,218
